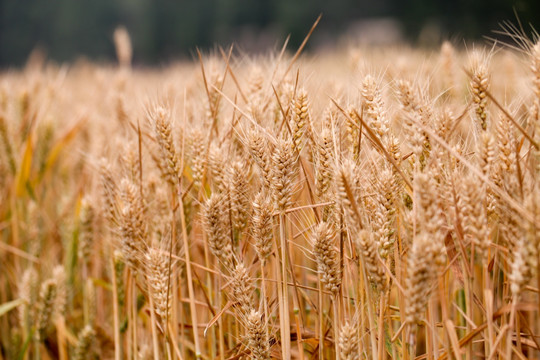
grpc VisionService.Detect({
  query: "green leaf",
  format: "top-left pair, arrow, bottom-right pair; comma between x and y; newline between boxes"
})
0,298 -> 24,317
17,328 -> 34,360
16,133 -> 34,197
92,278 -> 112,291
385,322 -> 400,360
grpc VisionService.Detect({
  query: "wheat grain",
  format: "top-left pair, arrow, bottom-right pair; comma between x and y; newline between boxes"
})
229,262 -> 253,316
36,279 -> 57,341
338,321 -> 359,360
145,246 -> 175,329
73,325 -> 96,360
469,50 -> 490,131
245,309 -> 270,360
252,192 -> 274,264
203,193 -> 234,269
149,104 -> 181,186
312,221 -> 341,295
271,137 -> 296,212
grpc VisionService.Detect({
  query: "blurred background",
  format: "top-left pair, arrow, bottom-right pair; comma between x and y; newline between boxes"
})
0,0 -> 539,67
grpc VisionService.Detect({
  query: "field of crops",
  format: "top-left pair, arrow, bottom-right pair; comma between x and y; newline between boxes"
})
1,30 -> 540,359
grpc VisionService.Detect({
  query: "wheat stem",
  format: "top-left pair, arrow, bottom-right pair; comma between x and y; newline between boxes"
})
333,299 -> 340,359
378,296 -> 385,360
111,255 -> 122,360
177,191 -> 201,358
148,277 -> 161,360
318,278 -> 325,359
279,213 -> 291,360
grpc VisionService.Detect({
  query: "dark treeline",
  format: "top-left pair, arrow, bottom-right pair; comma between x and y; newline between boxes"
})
0,0 -> 538,67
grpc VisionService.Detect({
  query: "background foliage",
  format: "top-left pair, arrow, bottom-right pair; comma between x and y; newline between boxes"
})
0,0 -> 539,66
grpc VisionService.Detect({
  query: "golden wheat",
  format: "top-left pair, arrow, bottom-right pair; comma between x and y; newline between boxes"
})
2,34 -> 540,360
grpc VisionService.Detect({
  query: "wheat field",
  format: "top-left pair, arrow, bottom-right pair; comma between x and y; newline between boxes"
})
1,27 -> 540,360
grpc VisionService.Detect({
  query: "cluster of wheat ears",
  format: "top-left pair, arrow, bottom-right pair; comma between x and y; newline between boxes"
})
1,24 -> 540,360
